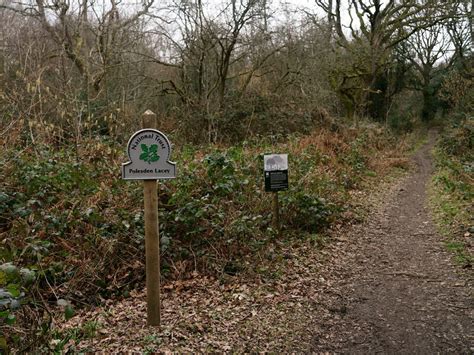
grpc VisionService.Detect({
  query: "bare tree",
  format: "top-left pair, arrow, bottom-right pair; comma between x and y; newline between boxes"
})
1,1 -> 155,120
404,21 -> 451,120
314,0 -> 453,121
446,0 -> 473,78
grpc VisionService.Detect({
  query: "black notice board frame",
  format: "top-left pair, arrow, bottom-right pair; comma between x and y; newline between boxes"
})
265,170 -> 288,192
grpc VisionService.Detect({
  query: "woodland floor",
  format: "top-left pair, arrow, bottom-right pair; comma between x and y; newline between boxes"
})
58,133 -> 473,353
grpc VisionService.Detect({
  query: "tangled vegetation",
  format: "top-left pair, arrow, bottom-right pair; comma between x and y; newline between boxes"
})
430,119 -> 473,267
0,121 -> 415,350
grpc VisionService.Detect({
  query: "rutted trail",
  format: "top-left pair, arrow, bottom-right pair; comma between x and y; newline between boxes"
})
311,133 -> 473,353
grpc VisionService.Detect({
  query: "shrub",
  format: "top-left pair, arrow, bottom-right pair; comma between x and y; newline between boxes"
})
281,191 -> 337,232
439,120 -> 473,160
0,122 -> 413,350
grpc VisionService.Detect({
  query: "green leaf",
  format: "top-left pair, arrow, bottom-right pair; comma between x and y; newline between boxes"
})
20,268 -> 35,285
0,336 -> 7,350
6,284 -> 20,298
139,152 -> 148,161
65,305 -> 74,320
150,155 -> 160,162
0,264 -> 18,280
149,144 -> 158,153
141,144 -> 149,153
6,313 -> 16,325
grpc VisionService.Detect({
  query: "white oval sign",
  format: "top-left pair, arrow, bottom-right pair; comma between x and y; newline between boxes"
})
122,129 -> 176,180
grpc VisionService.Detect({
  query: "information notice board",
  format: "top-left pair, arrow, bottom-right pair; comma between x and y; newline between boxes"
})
264,154 -> 288,192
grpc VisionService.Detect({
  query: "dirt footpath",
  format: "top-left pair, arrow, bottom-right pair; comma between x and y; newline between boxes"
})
311,133 -> 473,353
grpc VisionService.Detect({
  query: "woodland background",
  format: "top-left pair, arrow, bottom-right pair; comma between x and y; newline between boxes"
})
0,0 -> 472,351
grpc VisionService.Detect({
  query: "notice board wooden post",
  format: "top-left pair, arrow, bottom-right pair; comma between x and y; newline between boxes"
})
272,191 -> 280,232
122,111 -> 176,327
142,110 -> 160,327
143,179 -> 160,326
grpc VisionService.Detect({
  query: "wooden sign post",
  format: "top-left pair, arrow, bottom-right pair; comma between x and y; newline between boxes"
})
264,154 -> 289,232
143,179 -> 160,326
272,192 -> 280,231
122,111 -> 176,327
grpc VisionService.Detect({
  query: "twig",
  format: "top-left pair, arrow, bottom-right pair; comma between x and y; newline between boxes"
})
383,272 -> 430,279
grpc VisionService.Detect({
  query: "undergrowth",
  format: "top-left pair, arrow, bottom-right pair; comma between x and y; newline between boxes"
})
0,122 -> 413,351
429,118 -> 473,268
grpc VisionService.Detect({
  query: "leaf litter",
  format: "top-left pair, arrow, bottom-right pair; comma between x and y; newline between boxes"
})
54,168 -> 405,352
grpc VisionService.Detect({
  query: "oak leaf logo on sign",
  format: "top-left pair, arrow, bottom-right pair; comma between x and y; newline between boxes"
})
139,144 -> 160,164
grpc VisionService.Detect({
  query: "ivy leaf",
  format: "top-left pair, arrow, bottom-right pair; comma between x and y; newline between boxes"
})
20,268 -> 35,285
160,236 -> 171,252
6,284 -> 20,298
6,313 -> 16,325
65,305 -> 75,320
